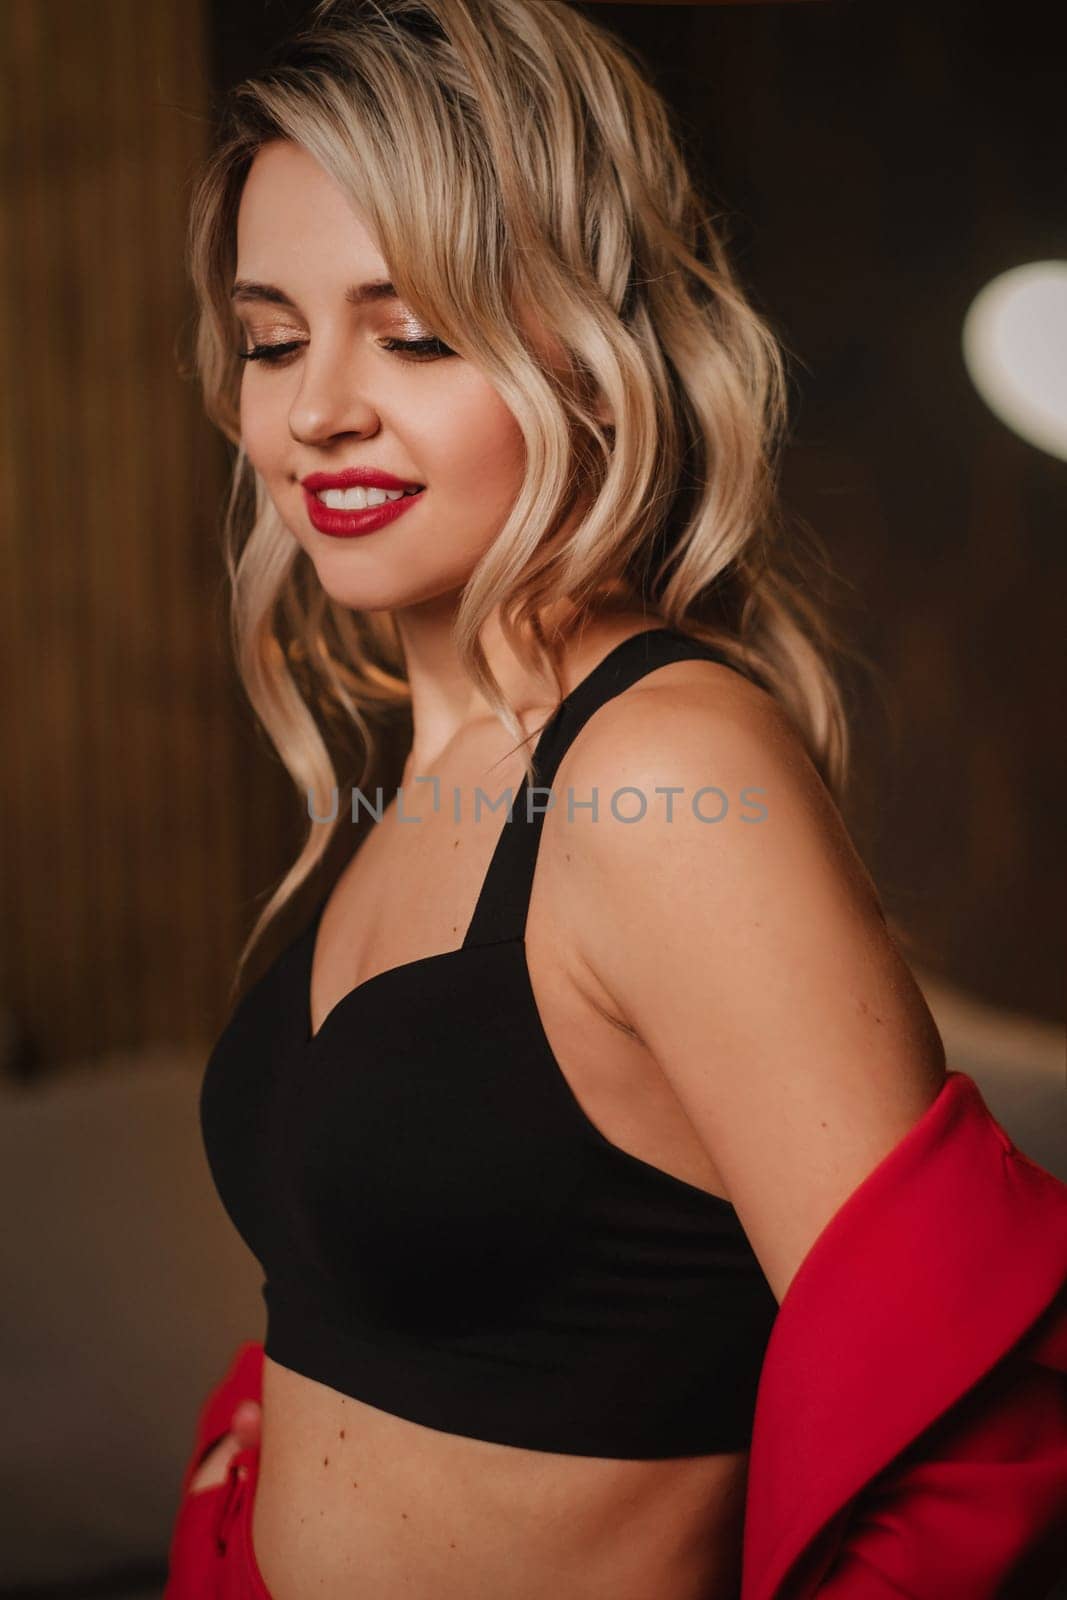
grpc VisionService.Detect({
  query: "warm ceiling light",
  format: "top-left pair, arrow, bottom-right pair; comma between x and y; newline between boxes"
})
962,262 -> 1067,464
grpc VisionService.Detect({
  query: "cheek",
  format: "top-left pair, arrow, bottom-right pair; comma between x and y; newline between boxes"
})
442,389 -> 527,498
238,384 -> 285,478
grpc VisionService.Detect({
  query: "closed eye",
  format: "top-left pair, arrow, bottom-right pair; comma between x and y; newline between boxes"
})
237,340 -> 304,365
237,336 -> 455,365
380,336 -> 455,360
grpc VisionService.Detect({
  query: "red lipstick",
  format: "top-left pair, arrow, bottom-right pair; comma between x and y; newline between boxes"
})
301,467 -> 425,539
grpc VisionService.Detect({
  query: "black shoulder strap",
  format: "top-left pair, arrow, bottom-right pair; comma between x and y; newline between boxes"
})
462,627 -> 749,947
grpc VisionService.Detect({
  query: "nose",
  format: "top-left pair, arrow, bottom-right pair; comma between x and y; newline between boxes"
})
288,342 -> 381,447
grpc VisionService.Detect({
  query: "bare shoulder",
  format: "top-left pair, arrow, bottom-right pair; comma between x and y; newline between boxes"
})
558,660 -> 947,1304
559,653 -> 879,915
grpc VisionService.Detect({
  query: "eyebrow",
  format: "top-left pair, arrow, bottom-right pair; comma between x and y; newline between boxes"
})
230,278 -> 398,308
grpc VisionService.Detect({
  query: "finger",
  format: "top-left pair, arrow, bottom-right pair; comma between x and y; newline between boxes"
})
231,1399 -> 262,1447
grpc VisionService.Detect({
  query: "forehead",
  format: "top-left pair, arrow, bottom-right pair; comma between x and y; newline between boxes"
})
232,139 -> 570,374
236,140 -> 387,276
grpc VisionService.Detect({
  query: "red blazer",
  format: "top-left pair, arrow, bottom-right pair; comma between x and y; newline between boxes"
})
180,1072 -> 1067,1598
740,1069 -> 1067,1599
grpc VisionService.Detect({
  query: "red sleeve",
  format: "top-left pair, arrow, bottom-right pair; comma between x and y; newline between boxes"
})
813,1311 -> 1067,1599
740,1072 -> 1067,1600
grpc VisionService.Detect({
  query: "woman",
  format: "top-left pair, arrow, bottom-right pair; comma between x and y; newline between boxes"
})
165,2 -> 1067,1597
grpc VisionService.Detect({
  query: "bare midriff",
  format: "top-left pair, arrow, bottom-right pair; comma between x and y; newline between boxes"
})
251,1356 -> 749,1600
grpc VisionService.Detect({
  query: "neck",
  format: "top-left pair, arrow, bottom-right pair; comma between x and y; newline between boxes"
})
391,584 -> 657,774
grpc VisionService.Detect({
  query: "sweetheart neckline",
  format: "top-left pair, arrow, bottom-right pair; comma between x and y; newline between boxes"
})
300,624 -> 744,1049
294,903 -> 741,1218
292,624 -> 751,1218
303,916 -> 514,1049
300,624 -> 713,1048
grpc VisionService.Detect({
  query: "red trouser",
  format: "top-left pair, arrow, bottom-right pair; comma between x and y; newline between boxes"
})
164,1340 -> 273,1600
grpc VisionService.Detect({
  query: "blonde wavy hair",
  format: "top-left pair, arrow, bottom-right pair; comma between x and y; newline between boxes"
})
185,0 -> 861,985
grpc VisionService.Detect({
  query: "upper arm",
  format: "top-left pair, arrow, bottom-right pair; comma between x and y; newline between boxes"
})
563,673 -> 948,1305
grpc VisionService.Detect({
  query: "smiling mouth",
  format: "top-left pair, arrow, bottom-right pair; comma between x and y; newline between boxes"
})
311,485 -> 425,510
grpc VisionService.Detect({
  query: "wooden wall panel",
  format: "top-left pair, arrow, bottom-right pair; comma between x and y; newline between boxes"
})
0,0 -> 294,1065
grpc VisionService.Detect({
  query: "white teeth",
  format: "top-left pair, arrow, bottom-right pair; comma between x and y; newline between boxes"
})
317,486 -> 407,510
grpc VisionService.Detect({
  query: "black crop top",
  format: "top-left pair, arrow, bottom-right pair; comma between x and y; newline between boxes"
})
200,626 -> 779,1458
